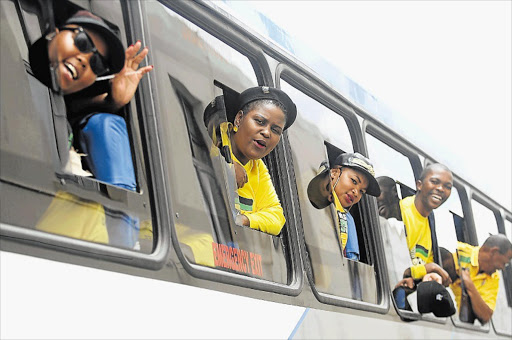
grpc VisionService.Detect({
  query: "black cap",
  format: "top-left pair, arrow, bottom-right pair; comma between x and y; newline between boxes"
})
222,86 -> 297,131
417,281 -> 456,317
29,10 -> 125,90
307,152 -> 381,209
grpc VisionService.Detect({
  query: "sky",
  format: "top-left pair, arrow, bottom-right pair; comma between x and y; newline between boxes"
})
222,1 -> 511,211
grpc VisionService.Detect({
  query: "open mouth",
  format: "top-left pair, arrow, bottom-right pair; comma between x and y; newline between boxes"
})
64,61 -> 78,80
431,194 -> 443,204
254,139 -> 266,149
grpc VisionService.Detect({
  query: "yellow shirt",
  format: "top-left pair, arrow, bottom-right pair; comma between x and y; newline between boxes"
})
450,242 -> 500,311
400,195 -> 433,279
233,154 -> 285,235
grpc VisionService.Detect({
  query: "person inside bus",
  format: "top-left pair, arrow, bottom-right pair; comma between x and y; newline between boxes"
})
398,163 -> 453,287
307,152 -> 381,261
30,10 -> 152,248
440,235 -> 512,324
376,176 -> 411,283
28,9 -> 153,188
205,86 -> 297,236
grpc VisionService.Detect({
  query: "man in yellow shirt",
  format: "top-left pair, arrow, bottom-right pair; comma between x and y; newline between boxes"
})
398,163 -> 453,287
441,235 -> 512,324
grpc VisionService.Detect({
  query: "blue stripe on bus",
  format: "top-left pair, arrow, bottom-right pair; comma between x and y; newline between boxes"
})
289,308 -> 309,340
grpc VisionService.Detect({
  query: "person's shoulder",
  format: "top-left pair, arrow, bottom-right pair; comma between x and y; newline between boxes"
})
400,195 -> 415,205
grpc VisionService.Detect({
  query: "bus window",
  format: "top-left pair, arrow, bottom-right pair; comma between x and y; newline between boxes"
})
472,200 -> 498,245
471,199 -> 511,333
147,1 -> 292,284
0,0 -> 154,253
505,219 -> 512,242
284,79 -> 380,304
434,186 -> 464,253
365,133 -> 416,293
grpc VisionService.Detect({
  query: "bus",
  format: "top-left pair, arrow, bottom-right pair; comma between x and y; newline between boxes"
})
1,0 -> 511,338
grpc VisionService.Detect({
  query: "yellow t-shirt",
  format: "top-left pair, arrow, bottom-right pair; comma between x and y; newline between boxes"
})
233,154 -> 285,235
450,242 -> 500,311
400,195 -> 433,279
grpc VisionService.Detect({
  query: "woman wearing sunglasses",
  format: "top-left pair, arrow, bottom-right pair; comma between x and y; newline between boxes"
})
29,10 -> 151,247
29,10 -> 152,107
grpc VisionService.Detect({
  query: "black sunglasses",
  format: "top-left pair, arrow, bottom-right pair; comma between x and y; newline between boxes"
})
59,26 -> 110,76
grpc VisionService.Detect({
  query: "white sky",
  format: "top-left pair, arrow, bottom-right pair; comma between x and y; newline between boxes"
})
234,1 -> 511,210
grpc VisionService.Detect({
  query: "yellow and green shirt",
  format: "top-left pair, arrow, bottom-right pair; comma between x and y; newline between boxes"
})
450,242 -> 500,311
332,184 -> 348,252
400,195 -> 434,279
233,154 -> 285,236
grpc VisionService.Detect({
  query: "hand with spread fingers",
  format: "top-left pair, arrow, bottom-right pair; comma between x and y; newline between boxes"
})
109,41 -> 153,110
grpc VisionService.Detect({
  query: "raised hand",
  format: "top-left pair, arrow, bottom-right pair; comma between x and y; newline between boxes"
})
109,41 -> 153,110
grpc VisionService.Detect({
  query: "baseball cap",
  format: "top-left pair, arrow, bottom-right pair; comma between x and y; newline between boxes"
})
307,161 -> 332,209
29,10 -> 125,90
307,152 -> 381,209
220,85 -> 297,131
417,281 -> 456,317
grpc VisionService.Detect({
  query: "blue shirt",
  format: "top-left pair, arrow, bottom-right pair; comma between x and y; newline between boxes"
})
345,211 -> 360,261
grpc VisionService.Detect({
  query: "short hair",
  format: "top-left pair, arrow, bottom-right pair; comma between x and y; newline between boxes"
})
376,176 -> 396,190
440,247 -> 452,263
242,99 -> 287,117
482,234 -> 512,254
419,163 -> 452,181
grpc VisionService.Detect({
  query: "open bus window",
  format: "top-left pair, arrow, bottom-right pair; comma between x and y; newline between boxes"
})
365,132 -> 454,322
0,0 -> 154,253
284,79 -> 381,304
365,132 -> 416,300
470,199 -> 511,334
147,1 -> 293,285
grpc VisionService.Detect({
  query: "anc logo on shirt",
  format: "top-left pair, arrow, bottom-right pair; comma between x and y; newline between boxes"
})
237,196 -> 253,212
410,244 -> 428,265
337,211 -> 348,234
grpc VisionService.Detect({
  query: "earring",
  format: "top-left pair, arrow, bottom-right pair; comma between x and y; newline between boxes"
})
233,125 -> 238,132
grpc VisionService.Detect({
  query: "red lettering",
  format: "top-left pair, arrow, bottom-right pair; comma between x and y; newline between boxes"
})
212,242 -> 220,267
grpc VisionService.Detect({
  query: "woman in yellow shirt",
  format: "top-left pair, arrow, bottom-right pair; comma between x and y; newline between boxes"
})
226,86 -> 297,235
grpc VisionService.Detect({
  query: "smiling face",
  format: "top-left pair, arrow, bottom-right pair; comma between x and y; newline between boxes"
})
331,167 -> 369,209
47,25 -> 109,95
415,167 -> 453,216
231,102 -> 286,165
485,248 -> 512,274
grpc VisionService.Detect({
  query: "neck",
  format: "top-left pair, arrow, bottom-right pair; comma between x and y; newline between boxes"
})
231,134 -> 249,165
414,195 -> 431,217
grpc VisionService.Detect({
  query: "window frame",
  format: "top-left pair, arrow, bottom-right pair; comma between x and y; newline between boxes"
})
469,192 -> 511,335
0,0 -> 168,270
150,0 -> 303,296
277,65 -> 389,314
362,122 -> 455,324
